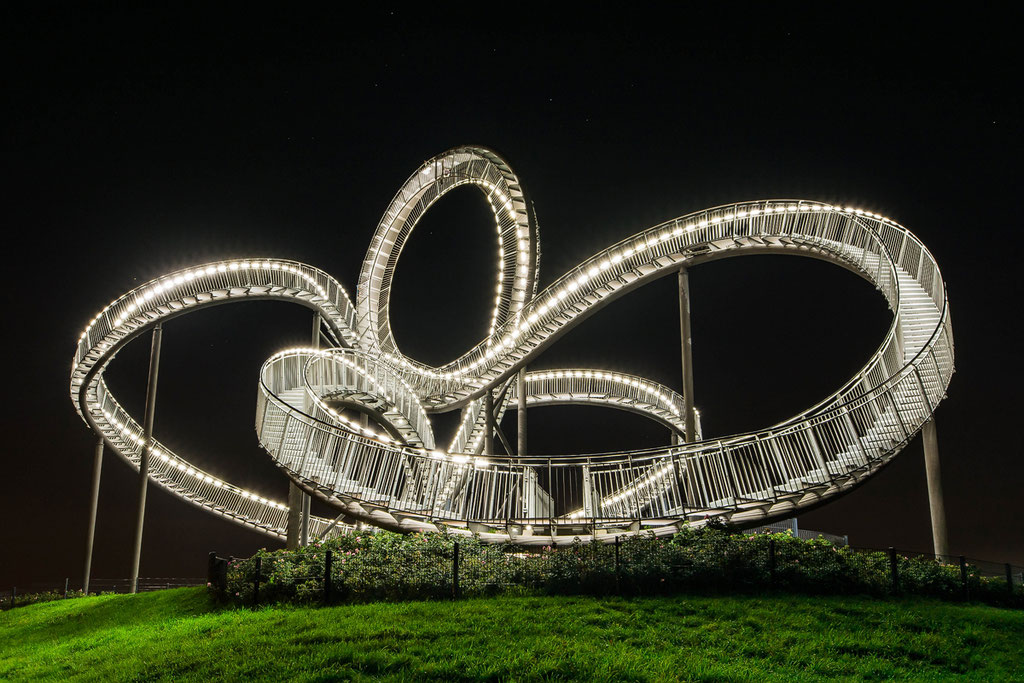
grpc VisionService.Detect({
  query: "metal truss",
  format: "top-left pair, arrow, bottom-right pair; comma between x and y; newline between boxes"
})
71,146 -> 954,545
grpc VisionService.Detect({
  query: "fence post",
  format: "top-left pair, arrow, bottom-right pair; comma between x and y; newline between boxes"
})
207,552 -> 218,587
769,539 -> 777,586
452,542 -> 460,600
64,578 -> 69,599
253,556 -> 262,607
614,535 -> 621,595
1006,563 -> 1014,596
324,551 -> 333,604
959,556 -> 969,601
888,547 -> 899,594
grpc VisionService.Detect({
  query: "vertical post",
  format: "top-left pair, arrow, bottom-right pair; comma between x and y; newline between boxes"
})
324,550 -> 333,603
300,494 -> 310,548
921,419 -> 950,559
959,555 -> 969,601
452,542 -> 460,599
678,268 -> 696,443
253,556 -> 262,607
517,367 -> 527,457
614,535 -> 621,594
888,547 -> 899,593
791,518 -> 799,538
484,390 -> 494,455
10,587 -> 15,609
129,322 -> 162,594
64,578 -> 69,599
83,436 -> 104,596
286,485 -> 303,550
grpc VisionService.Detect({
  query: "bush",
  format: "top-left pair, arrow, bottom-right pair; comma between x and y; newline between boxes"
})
215,526 -> 1022,609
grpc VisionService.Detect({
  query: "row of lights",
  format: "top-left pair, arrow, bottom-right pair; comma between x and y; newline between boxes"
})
78,259 -> 349,349
99,408 -> 288,512
265,348 -> 405,446
526,370 -> 682,417
428,201 -> 901,385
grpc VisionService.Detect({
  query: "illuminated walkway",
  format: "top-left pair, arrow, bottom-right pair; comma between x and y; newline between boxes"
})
71,146 -> 953,545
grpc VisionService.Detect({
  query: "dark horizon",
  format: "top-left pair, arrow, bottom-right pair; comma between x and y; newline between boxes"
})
3,6 -> 1021,589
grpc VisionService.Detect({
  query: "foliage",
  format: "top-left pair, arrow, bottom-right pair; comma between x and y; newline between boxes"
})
216,526 -> 1023,609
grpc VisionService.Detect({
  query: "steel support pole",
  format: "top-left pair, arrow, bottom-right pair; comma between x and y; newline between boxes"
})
921,418 -> 950,559
678,268 -> 696,442
129,322 -> 162,593
484,390 -> 495,455
517,367 -> 527,456
83,437 -> 104,595
286,484 -> 303,550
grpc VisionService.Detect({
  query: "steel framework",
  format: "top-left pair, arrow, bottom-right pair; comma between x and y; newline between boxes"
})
71,145 -> 953,546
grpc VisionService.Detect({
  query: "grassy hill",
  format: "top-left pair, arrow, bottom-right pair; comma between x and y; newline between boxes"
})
1,588 -> 1021,680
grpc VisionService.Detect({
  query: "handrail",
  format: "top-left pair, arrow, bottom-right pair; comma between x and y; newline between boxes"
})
72,146 -> 953,546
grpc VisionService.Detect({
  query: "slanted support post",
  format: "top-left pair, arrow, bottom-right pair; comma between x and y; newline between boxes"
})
921,418 -> 950,559
678,268 -> 696,443
129,322 -> 162,593
83,437 -> 104,595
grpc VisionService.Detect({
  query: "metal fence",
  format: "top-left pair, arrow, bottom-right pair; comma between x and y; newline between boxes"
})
748,519 -> 849,546
1,577 -> 206,610
209,534 -> 1023,609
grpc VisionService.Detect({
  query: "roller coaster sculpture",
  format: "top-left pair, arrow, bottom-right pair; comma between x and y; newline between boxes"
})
71,146 -> 954,545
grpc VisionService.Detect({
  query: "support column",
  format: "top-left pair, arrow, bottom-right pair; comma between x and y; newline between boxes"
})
921,419 -> 950,558
129,322 -> 162,593
517,367 -> 527,456
484,390 -> 495,455
83,437 -> 104,595
286,485 -> 303,550
678,268 -> 696,442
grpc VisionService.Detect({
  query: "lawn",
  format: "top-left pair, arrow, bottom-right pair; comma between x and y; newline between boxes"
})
1,588 -> 1021,680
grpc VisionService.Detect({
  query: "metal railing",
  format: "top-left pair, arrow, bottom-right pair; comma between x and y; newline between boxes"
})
71,145 -> 953,548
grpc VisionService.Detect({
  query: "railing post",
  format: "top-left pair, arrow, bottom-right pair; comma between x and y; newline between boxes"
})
324,550 -> 333,604
253,556 -> 262,607
64,578 -> 69,599
888,547 -> 899,594
959,555 -> 969,601
452,542 -> 460,600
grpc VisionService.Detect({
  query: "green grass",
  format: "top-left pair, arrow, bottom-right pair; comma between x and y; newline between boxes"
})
1,589 -> 1021,681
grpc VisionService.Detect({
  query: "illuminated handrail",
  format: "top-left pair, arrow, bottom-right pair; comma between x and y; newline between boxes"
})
72,146 -> 953,546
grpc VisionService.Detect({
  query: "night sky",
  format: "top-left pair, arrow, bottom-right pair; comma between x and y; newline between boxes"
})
4,6 -> 1021,589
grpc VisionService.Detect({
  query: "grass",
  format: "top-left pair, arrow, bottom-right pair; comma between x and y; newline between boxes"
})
1,589 -> 1022,681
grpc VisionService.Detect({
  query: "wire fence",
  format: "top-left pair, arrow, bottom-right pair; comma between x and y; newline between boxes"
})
0,577 -> 206,611
208,529 -> 1024,609
4,530 -> 1021,612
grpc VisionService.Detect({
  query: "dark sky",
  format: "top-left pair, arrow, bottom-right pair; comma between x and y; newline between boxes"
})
3,6 -> 1021,589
